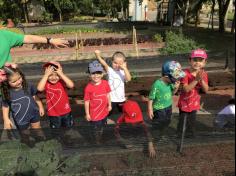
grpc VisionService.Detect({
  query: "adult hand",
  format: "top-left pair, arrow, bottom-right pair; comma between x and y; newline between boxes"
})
50,38 -> 69,48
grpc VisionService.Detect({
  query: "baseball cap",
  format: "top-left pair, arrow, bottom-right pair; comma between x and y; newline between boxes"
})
121,100 -> 143,124
162,61 -> 186,82
43,61 -> 60,69
190,49 -> 208,59
88,60 -> 104,74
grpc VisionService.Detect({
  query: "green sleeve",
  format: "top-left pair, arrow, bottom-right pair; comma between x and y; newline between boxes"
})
3,30 -> 24,48
149,81 -> 158,100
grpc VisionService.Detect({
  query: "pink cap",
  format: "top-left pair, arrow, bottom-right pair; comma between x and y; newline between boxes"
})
190,49 -> 208,59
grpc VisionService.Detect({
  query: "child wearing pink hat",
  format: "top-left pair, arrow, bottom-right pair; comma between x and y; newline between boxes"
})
177,49 -> 209,138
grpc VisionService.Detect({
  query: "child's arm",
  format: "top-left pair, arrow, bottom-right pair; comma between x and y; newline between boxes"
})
173,81 -> 181,95
141,122 -> 156,158
107,94 -> 112,112
37,66 -> 54,91
183,70 -> 208,93
55,65 -> 74,89
119,62 -> 132,82
33,95 -> 45,117
2,106 -> 14,129
94,50 -> 109,72
200,71 -> 209,93
148,100 -> 154,120
84,100 -> 91,121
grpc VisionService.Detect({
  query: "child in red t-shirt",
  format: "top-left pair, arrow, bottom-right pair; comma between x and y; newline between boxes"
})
37,61 -> 74,129
84,60 -> 112,144
115,100 -> 156,158
177,49 -> 209,137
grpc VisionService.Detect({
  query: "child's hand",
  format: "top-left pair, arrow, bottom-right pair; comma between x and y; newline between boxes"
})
86,114 -> 91,121
175,81 -> 181,89
44,66 -> 54,76
148,142 -> 156,158
55,63 -> 63,76
94,50 -> 101,56
39,107 -> 45,117
4,119 -> 14,129
108,105 -> 112,112
119,62 -> 127,70
195,70 -> 204,82
148,109 -> 154,120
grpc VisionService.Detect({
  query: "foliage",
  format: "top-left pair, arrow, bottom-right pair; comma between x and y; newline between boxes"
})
160,30 -> 204,55
153,33 -> 163,43
30,27 -> 111,35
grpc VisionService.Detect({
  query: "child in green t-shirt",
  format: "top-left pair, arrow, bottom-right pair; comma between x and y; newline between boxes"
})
148,61 -> 185,134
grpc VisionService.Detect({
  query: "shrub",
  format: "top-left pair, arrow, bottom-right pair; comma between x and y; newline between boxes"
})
153,33 -> 163,43
160,31 -> 204,55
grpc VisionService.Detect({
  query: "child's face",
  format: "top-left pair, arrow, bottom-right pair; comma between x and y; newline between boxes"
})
112,57 -> 124,71
189,57 -> 206,70
8,73 -> 23,89
90,71 -> 103,84
48,72 -> 60,84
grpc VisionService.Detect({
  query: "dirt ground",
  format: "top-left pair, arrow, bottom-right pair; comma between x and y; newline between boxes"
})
79,143 -> 235,176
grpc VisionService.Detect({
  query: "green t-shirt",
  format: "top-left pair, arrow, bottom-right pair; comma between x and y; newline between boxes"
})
149,79 -> 174,111
0,30 -> 24,68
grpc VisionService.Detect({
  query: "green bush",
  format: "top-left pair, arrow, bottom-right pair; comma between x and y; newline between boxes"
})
153,33 -> 163,43
160,31 -> 204,55
31,27 -> 111,35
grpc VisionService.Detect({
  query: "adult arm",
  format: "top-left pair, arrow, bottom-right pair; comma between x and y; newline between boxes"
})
23,35 -> 69,48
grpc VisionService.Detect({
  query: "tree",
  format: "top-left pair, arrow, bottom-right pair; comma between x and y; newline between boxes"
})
217,0 -> 231,32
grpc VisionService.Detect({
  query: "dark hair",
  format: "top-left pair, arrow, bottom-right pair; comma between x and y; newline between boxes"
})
112,51 -> 126,61
1,67 -> 28,102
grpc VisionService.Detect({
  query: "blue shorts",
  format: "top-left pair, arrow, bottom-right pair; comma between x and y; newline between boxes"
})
15,115 -> 40,130
49,112 -> 73,129
152,106 -> 172,129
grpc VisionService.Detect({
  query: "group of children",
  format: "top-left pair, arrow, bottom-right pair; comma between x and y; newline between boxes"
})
0,48 -> 209,157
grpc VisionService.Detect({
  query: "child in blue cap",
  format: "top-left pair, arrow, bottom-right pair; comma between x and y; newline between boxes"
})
148,61 -> 185,136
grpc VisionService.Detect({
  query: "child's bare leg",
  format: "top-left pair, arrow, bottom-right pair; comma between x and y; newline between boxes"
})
31,122 -> 46,141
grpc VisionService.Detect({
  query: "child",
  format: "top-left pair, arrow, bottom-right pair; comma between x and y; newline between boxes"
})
1,66 -> 45,144
148,61 -> 185,135
84,60 -> 112,144
37,61 -> 74,129
214,97 -> 235,129
177,49 -> 209,138
115,100 -> 156,158
94,50 -> 131,122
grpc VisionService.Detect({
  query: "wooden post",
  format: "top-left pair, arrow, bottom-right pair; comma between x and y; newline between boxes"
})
75,33 -> 79,60
133,26 -> 139,58
79,30 -> 84,52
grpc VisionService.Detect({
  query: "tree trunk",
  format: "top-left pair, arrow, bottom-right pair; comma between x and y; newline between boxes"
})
211,0 -> 216,30
183,0 -> 190,26
231,11 -> 235,33
22,3 -> 29,23
217,0 -> 231,33
59,12 -> 63,22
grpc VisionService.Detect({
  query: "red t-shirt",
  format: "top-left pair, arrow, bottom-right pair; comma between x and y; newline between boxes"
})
45,81 -> 71,116
178,69 -> 208,112
84,80 -> 111,121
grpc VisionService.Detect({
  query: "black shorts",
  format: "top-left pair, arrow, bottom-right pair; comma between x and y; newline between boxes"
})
49,112 -> 73,129
152,106 -> 172,130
